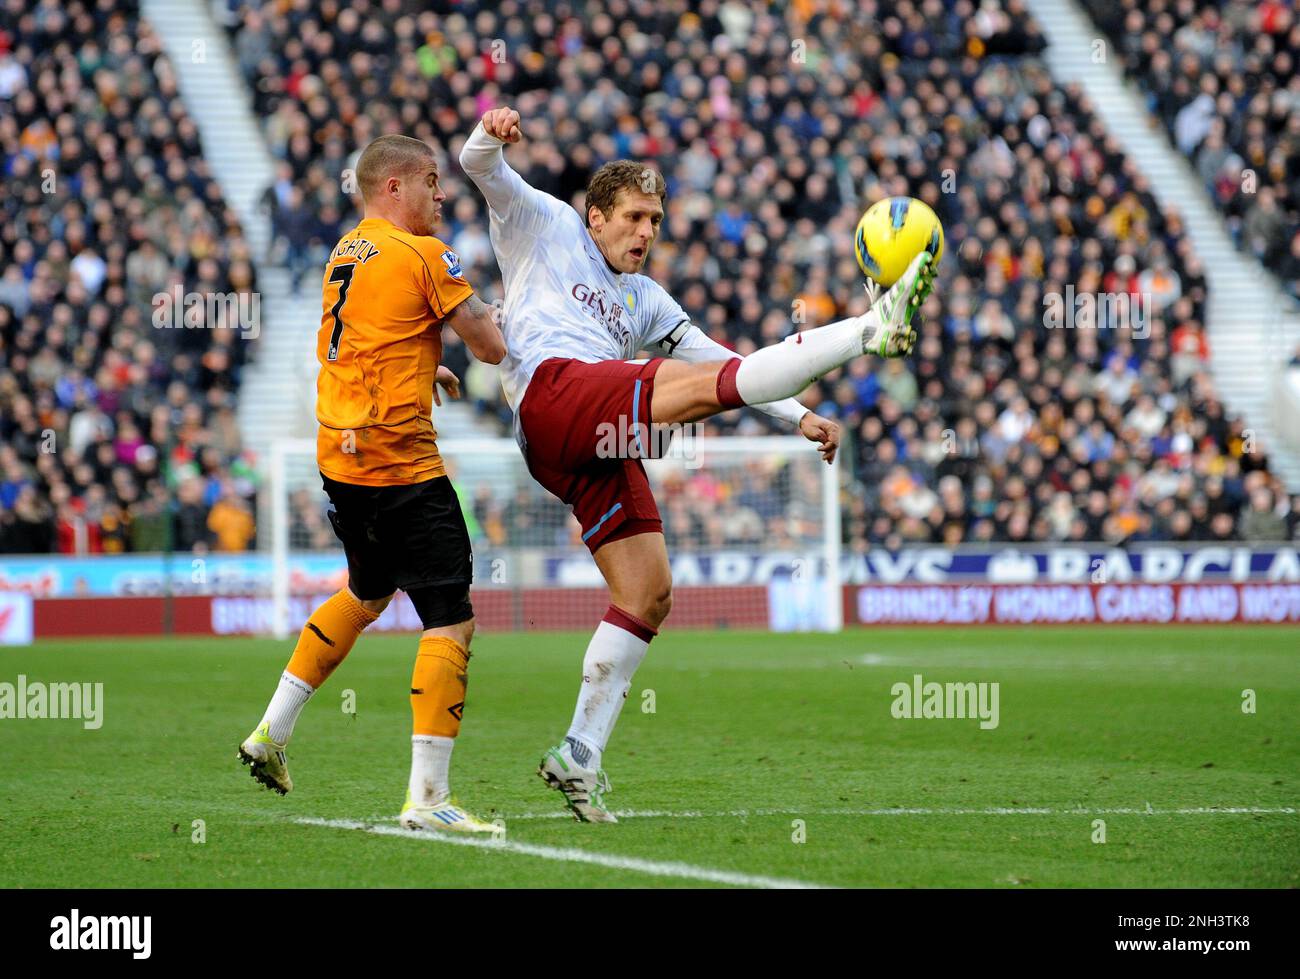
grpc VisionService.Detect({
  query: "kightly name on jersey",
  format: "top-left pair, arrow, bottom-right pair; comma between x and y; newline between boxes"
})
332,237 -> 381,262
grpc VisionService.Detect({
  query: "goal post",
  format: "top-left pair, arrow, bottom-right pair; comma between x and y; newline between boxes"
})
266,436 -> 312,641
265,435 -> 842,638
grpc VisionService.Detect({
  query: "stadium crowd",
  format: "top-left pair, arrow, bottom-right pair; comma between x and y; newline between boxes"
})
1084,0 -> 1300,300
0,0 -> 260,555
234,0 -> 1300,551
3,0 -> 1298,555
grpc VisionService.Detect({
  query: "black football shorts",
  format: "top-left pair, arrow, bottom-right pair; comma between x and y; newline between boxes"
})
320,473 -> 473,629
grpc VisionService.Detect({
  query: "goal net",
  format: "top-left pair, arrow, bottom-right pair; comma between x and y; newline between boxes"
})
260,435 -> 842,638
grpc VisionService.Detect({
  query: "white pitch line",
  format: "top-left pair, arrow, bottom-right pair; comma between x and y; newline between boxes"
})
501,805 -> 1299,820
294,817 -> 826,889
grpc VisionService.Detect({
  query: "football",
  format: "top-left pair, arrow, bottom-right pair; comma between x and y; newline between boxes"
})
854,196 -> 945,287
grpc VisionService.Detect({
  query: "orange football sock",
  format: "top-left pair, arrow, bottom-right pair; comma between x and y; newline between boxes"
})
285,589 -> 379,689
410,636 -> 470,737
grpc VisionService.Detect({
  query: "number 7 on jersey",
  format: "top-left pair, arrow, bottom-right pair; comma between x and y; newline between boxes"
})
326,263 -> 356,361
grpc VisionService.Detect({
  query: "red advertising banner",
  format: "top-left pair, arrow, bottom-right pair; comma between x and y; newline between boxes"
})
34,597 -> 214,637
29,588 -> 775,638
25,583 -> 1300,637
850,583 -> 1300,625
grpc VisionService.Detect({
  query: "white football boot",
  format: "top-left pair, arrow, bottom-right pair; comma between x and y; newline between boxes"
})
538,737 -> 617,823
398,792 -> 498,834
865,250 -> 935,358
237,721 -> 292,795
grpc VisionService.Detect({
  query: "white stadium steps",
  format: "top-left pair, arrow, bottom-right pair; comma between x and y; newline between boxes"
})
143,0 -> 307,475
141,0 -> 274,262
1029,0 -> 1300,491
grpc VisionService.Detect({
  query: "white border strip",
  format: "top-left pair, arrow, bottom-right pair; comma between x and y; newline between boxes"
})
295,817 -> 826,889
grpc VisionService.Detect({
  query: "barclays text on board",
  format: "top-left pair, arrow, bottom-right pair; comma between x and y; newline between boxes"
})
0,545 -> 1297,598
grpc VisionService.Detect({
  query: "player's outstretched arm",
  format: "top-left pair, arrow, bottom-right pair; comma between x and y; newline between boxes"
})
446,294 -> 506,365
459,107 -> 560,225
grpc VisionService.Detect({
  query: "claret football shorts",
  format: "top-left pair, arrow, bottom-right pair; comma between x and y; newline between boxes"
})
517,357 -> 666,553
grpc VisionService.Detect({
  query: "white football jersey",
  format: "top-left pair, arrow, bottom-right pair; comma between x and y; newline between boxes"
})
459,124 -> 690,412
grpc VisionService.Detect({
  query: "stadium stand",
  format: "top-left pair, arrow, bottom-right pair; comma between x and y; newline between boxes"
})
1082,0 -> 1300,300
0,0 -> 259,554
226,0 -> 1298,550
4,0 -> 1294,555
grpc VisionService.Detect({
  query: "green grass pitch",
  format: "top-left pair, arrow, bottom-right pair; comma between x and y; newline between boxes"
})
1,626 -> 1296,888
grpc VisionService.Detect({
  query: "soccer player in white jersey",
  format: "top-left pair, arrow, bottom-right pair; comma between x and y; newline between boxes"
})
460,106 -> 934,822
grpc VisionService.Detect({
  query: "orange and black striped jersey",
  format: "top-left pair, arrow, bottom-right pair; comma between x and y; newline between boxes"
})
316,217 -> 474,486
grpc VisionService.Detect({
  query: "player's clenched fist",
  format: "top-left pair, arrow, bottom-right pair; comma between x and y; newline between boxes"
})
799,412 -> 842,464
482,107 -> 522,143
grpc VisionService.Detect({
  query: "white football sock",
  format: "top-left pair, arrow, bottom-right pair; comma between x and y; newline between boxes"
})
564,620 -> 651,770
260,671 -> 314,744
408,735 -> 454,806
734,311 -> 876,405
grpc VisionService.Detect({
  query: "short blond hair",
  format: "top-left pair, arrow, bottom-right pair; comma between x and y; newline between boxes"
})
355,134 -> 437,201
584,161 -> 666,226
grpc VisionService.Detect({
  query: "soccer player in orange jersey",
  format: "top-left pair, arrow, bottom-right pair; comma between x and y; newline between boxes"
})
239,135 -> 506,833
